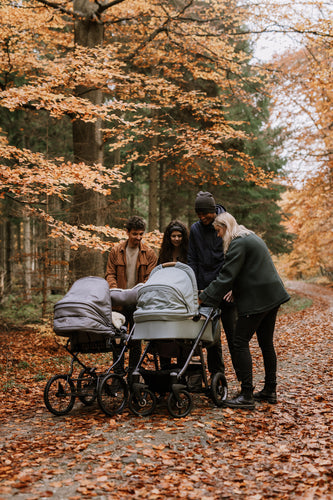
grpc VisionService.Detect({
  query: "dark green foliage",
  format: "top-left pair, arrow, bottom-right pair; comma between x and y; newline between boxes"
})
1,107 -> 72,160
0,293 -> 63,325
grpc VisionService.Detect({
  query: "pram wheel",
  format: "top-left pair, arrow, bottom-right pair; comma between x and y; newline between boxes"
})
167,389 -> 192,418
128,388 -> 157,416
210,372 -> 228,407
77,368 -> 97,406
44,375 -> 76,416
97,374 -> 128,417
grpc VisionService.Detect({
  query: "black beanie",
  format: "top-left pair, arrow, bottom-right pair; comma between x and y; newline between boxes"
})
195,191 -> 216,213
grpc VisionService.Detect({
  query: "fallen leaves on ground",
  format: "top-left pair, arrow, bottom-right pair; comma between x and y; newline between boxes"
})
0,281 -> 332,499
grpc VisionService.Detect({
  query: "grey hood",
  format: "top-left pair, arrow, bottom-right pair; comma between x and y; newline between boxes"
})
133,262 -> 199,323
54,276 -> 114,336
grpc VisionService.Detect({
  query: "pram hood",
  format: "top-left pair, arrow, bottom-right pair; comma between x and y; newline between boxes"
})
133,262 -> 199,322
54,276 -> 114,336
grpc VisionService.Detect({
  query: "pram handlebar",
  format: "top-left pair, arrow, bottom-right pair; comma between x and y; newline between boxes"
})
161,262 -> 177,268
110,283 -> 143,307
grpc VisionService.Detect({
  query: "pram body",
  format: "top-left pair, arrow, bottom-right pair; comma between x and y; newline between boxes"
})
121,262 -> 228,417
44,276 -> 140,417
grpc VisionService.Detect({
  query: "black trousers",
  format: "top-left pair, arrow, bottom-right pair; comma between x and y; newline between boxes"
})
113,304 -> 141,376
221,302 -> 239,378
206,302 -> 237,376
233,306 -> 279,391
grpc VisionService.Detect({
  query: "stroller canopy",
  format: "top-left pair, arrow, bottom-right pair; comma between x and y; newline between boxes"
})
54,276 -> 113,336
133,262 -> 199,322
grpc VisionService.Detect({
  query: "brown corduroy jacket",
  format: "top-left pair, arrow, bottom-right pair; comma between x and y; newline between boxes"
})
105,240 -> 157,289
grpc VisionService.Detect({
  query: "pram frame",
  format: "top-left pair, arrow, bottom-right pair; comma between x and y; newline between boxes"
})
44,279 -> 141,418
128,306 -> 227,418
43,326 -> 133,417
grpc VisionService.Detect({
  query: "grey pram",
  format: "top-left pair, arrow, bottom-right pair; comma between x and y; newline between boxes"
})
104,262 -> 228,417
44,276 -> 140,417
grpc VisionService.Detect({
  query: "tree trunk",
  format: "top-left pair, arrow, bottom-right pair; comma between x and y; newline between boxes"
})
0,222 -> 7,303
159,163 -> 166,231
148,161 -> 158,231
130,162 -> 135,213
187,189 -> 193,229
5,220 -> 11,293
23,215 -> 32,300
0,218 -> 13,300
70,4 -> 106,281
148,130 -> 159,230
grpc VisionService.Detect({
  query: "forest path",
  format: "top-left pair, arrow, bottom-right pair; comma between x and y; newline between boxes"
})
0,281 -> 332,499
286,279 -> 333,312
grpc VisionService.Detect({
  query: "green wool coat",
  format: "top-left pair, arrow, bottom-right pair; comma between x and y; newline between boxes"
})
199,233 -> 290,316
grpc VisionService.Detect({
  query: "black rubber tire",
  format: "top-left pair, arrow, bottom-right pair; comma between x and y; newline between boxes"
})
167,389 -> 192,418
97,374 -> 128,417
210,372 -> 228,407
128,388 -> 157,416
44,374 -> 76,416
77,368 -> 97,406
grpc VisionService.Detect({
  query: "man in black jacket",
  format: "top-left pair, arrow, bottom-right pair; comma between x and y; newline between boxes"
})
188,191 -> 238,380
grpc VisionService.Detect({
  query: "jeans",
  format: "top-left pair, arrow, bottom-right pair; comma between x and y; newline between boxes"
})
233,307 -> 279,391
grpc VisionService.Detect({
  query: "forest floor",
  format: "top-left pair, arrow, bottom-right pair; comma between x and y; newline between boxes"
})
0,280 -> 332,500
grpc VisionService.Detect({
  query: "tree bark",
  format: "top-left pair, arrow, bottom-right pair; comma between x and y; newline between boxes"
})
70,2 -> 106,280
148,161 -> 158,231
159,163 -> 165,231
23,215 -> 32,300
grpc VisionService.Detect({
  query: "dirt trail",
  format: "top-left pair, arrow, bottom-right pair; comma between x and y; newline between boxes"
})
286,280 -> 333,311
0,281 -> 332,499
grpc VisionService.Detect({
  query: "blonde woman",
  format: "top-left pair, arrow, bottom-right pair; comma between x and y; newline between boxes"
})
199,212 -> 290,409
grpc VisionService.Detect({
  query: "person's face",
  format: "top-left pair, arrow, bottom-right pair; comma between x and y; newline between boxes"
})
170,230 -> 183,247
197,212 -> 216,225
127,228 -> 144,248
215,224 -> 227,238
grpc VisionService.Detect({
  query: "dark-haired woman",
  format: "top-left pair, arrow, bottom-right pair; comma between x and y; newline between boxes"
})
158,220 -> 189,264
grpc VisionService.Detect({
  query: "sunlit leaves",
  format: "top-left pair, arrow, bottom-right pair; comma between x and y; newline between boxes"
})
279,168 -> 333,279
269,7 -> 332,279
25,211 -> 163,251
2,0 -> 330,251
0,134 -> 125,202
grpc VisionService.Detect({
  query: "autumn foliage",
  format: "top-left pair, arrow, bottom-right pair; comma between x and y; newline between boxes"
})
0,0 -> 332,284
278,170 -> 333,280
0,282 -> 332,498
1,0 -> 280,251
269,14 -> 333,280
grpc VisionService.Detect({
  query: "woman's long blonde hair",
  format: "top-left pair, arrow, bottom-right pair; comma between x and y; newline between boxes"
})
214,212 -> 253,253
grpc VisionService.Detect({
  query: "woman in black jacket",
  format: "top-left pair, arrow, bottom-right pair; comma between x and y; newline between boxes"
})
199,212 -> 290,409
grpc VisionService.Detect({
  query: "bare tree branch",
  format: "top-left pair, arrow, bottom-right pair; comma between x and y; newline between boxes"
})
99,0 -> 127,14
34,0 -> 73,17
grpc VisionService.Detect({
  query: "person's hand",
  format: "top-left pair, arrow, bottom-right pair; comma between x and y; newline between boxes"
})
223,290 -> 234,303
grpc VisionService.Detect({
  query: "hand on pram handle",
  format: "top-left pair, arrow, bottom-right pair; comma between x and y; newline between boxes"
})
111,311 -> 126,329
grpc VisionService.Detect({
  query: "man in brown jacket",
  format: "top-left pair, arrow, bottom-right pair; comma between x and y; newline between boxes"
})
106,216 -> 157,290
105,216 -> 157,379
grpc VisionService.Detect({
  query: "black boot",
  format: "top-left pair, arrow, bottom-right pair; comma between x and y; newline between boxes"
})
253,384 -> 277,404
224,388 -> 255,410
